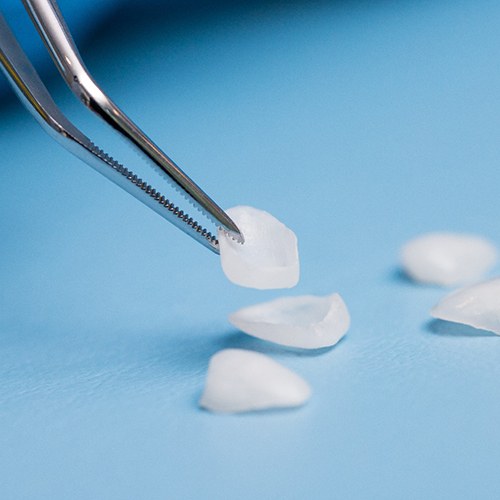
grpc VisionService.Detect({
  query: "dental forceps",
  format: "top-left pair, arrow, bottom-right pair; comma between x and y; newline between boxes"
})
0,0 -> 244,253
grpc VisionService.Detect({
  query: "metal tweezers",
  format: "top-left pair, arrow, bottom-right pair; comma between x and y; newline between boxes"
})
0,0 -> 244,253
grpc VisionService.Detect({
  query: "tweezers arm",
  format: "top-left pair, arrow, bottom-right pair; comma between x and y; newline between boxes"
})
22,0 -> 243,242
0,13 -> 81,142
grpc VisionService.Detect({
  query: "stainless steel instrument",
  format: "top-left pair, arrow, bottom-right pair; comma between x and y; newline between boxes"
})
0,0 -> 244,253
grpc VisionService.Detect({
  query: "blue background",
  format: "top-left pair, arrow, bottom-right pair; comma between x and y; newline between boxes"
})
1,0 -> 500,498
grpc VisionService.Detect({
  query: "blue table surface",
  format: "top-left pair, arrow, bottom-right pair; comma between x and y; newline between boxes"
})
2,1 -> 500,498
